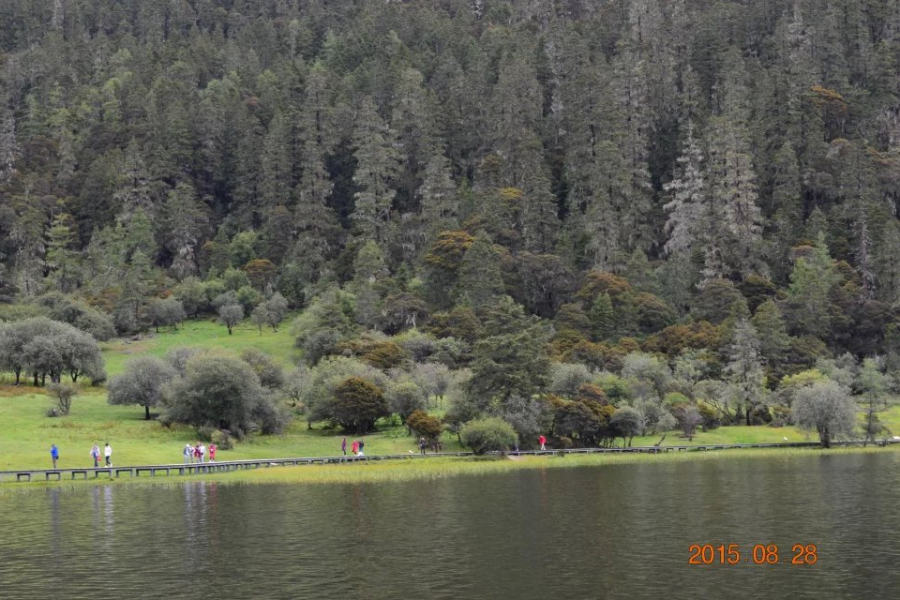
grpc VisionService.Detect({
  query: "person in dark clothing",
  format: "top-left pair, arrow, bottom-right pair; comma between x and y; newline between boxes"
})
419,437 -> 427,455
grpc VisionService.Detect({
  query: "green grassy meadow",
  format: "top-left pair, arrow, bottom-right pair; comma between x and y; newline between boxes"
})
1,316 -> 899,473
100,317 -> 301,377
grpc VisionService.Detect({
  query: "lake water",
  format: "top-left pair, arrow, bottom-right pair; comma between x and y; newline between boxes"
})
1,452 -> 899,599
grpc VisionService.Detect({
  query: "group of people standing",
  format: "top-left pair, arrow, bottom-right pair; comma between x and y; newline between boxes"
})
184,442 -> 216,464
341,437 -> 365,456
47,443 -> 111,469
418,437 -> 443,454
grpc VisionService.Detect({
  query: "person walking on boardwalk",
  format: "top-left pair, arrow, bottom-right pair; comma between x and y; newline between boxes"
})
419,437 -> 427,455
209,443 -> 217,463
199,443 -> 207,464
104,442 -> 112,466
90,444 -> 100,468
184,444 -> 193,464
342,437 -> 347,456
351,440 -> 359,456
50,444 -> 59,469
194,443 -> 201,463
358,438 -> 365,457
539,435 -> 547,451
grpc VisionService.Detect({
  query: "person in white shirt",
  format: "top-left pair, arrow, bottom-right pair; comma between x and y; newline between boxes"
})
199,444 -> 206,464
104,442 -> 112,466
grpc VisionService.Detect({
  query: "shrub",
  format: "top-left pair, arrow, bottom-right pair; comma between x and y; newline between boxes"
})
331,376 -> 389,433
386,379 -> 427,423
240,348 -> 284,389
164,353 -> 288,434
407,409 -> 443,440
549,362 -> 594,398
697,402 -> 720,430
498,395 -> 553,447
196,425 -> 217,441
47,382 -> 77,416
236,285 -> 263,312
361,341 -> 406,369
555,435 -> 574,449
460,417 -> 518,454
574,383 -> 607,405
211,429 -> 234,450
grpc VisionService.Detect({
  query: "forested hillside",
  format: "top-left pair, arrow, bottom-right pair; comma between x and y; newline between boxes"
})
1,0 -> 900,444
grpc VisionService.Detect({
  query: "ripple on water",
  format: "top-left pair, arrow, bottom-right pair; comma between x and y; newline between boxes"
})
1,452 -> 900,599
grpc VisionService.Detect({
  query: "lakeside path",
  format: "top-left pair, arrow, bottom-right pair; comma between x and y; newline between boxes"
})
3,441 -> 898,487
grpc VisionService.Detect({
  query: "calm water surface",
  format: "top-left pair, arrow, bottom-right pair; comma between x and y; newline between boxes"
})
1,452 -> 899,599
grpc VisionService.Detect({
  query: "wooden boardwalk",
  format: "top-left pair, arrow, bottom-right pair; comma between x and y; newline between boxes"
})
0,439 -> 893,483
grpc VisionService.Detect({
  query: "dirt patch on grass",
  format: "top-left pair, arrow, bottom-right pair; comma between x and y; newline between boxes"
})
0,385 -> 45,397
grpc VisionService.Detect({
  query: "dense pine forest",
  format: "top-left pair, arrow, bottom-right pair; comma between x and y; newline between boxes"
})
1,0 -> 900,447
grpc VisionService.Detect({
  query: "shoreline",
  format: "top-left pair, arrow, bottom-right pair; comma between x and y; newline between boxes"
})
2,444 -> 897,492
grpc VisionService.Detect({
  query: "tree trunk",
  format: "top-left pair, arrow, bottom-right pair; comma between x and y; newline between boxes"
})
227,324 -> 233,334
145,405 -> 151,420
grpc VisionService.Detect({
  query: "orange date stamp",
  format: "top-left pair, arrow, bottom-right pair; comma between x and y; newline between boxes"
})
688,543 -> 818,565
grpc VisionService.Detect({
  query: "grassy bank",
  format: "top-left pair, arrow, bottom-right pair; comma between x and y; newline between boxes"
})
3,316 -> 899,473
4,381 -> 900,471
4,445 -> 898,492
100,317 -> 301,377
0,387 -> 466,470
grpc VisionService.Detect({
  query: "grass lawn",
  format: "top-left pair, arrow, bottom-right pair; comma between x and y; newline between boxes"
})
2,315 -> 898,473
100,316 -> 301,377
4,381 -> 895,471
0,387 -> 466,471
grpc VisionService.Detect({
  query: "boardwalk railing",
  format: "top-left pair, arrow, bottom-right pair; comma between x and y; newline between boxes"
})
1,439 -> 895,483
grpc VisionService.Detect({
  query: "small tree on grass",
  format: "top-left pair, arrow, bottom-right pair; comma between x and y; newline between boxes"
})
386,379 -> 427,426
407,409 -> 443,441
47,382 -> 77,415
108,356 -> 177,420
218,302 -> 244,335
263,293 -> 289,331
165,353 -> 288,435
147,298 -> 186,332
460,417 -> 518,454
674,404 -> 703,441
331,376 -> 389,434
611,406 -> 644,447
251,303 -> 268,335
792,380 -> 857,448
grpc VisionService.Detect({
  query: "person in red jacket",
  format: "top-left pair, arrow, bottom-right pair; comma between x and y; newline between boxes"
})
538,435 -> 547,451
351,440 -> 359,456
